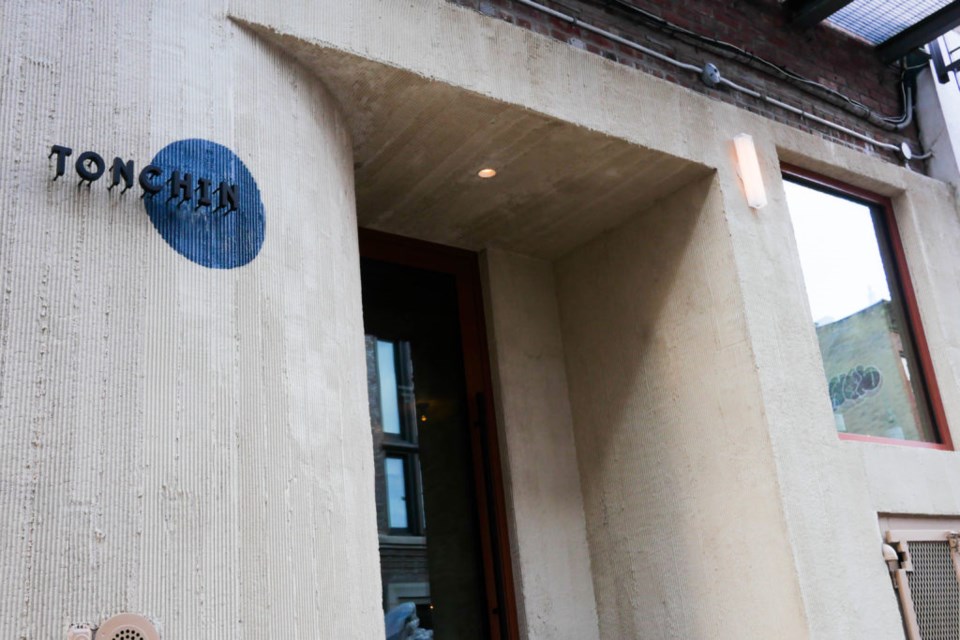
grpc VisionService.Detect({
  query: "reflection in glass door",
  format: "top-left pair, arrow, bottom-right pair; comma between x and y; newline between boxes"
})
361,248 -> 509,640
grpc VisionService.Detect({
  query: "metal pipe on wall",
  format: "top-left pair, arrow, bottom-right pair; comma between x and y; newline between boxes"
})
512,0 -> 929,161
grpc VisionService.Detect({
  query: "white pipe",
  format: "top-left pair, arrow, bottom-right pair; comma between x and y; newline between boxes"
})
762,97 -> 902,153
718,76 -> 761,98
716,77 -> 904,152
516,0 -> 703,73
512,0 -> 928,161
892,87 -> 913,131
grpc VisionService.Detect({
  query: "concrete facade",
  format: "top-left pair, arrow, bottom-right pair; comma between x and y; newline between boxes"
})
555,176 -> 810,638
448,0 -> 921,159
0,1 -> 382,637
2,1 -> 960,639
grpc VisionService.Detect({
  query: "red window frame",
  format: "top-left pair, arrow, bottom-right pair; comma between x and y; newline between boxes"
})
782,164 -> 952,451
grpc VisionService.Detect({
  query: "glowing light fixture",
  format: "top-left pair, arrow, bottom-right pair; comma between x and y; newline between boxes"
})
733,134 -> 767,209
477,168 -> 497,179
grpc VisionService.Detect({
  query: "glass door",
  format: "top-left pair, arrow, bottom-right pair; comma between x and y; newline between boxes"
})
359,230 -> 518,640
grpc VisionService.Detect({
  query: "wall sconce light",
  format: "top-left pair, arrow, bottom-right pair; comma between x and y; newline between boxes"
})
733,133 -> 767,209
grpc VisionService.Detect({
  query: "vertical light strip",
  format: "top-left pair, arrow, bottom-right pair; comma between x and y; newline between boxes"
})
733,134 -> 768,209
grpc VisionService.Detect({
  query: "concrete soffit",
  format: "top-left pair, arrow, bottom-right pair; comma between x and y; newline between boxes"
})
230,17 -> 713,260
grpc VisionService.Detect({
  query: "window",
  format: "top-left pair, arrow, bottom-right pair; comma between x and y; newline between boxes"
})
377,340 -> 403,435
783,167 -> 950,448
370,338 -> 425,535
385,455 -> 410,529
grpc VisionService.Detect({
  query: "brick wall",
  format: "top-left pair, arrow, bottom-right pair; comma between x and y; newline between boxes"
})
450,0 -> 921,162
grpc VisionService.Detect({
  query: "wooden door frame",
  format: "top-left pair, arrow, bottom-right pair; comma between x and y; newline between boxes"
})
358,228 -> 520,640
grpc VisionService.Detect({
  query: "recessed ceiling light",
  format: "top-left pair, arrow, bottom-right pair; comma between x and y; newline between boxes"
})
477,168 -> 497,178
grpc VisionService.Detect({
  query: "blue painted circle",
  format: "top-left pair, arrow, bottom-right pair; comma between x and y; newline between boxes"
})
143,139 -> 264,269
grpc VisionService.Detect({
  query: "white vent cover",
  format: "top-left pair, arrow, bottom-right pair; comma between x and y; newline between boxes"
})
96,614 -> 159,640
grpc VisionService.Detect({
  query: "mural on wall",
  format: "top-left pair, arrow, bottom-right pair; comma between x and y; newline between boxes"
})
828,365 -> 883,412
143,139 -> 264,269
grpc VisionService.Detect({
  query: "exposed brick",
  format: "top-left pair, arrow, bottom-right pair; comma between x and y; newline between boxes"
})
448,0 -> 919,161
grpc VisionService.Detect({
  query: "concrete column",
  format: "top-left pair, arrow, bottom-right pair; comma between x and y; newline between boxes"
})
554,175 -> 810,639
747,144 -> 953,639
482,249 -> 600,640
0,2 -> 382,637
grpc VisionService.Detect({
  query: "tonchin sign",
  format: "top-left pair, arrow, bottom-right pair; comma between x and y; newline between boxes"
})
50,143 -> 240,211
48,139 -> 265,269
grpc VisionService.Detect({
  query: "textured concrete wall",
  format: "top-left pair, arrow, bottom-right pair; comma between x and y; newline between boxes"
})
4,0 -> 960,639
184,3 -> 960,637
482,249 -> 600,640
730,143 -> 909,640
555,175 -> 810,638
832,181 -> 960,514
0,1 -> 382,638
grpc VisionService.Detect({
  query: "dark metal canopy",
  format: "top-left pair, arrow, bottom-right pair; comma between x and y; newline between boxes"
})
786,0 -> 960,63
876,2 -> 960,63
786,0 -> 856,29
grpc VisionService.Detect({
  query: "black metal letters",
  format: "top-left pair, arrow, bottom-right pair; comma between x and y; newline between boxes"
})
75,151 -> 105,184
219,182 -> 238,212
169,171 -> 193,203
197,178 -> 212,208
139,165 -> 163,195
110,157 -> 135,192
50,143 -> 240,213
49,145 -> 73,179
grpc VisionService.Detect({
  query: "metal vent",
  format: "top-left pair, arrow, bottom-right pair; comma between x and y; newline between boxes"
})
906,541 -> 960,639
884,520 -> 960,640
96,614 -> 158,640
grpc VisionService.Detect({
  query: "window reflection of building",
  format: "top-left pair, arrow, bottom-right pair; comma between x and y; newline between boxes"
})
374,339 -> 425,534
815,301 -> 929,440
361,256 -> 490,640
366,336 -> 433,627
785,174 -> 941,444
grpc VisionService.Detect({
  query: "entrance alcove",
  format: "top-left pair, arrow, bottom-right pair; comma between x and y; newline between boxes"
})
240,23 -> 775,640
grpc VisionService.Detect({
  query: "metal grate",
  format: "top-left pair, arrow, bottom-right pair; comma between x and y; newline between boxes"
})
905,541 -> 960,639
96,614 -> 159,640
827,0 -> 953,45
